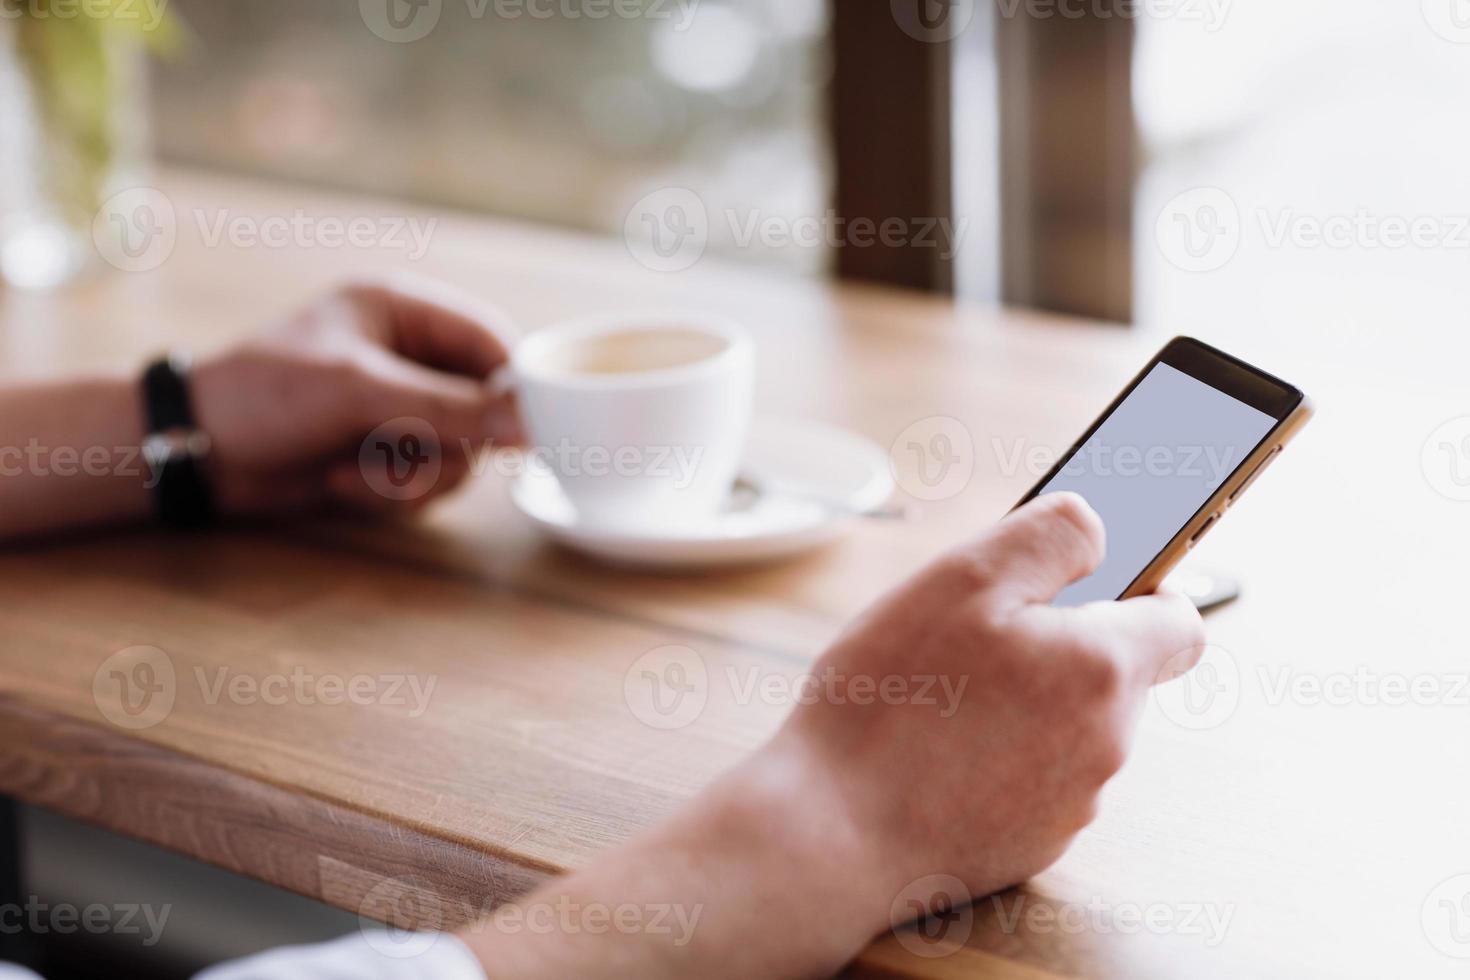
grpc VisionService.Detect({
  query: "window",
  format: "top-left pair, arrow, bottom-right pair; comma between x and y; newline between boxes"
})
153,0 -> 833,273
1136,0 -> 1470,383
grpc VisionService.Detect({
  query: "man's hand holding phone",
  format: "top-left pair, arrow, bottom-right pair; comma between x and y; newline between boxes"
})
460,492 -> 1207,980
777,491 -> 1208,919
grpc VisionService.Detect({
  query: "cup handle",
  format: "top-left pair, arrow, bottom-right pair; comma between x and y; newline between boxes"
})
487,364 -> 519,398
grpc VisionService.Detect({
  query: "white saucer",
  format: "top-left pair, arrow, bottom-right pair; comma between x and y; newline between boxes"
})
510,417 -> 894,570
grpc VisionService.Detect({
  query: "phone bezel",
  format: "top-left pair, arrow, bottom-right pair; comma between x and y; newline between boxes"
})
1014,336 -> 1310,602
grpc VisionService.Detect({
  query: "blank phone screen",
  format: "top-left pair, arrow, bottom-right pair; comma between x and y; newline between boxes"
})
1040,362 -> 1277,606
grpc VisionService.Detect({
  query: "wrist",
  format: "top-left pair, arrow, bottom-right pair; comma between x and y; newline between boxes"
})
633,735 -> 898,975
0,374 -> 153,539
94,374 -> 157,526
458,737 -> 896,980
187,351 -> 243,461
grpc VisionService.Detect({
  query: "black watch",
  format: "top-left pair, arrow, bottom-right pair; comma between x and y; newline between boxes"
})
141,354 -> 217,529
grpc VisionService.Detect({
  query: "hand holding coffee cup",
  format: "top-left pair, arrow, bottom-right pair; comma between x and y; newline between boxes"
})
508,314 -> 754,529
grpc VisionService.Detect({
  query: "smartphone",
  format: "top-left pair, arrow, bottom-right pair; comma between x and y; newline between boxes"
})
1015,337 -> 1313,607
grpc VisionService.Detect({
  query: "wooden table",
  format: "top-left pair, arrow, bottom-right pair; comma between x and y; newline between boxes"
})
1,171 -> 1466,978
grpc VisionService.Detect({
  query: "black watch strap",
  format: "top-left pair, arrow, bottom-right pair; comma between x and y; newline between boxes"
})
141,354 -> 216,529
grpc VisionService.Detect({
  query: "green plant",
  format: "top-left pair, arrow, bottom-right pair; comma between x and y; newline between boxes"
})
6,0 -> 181,225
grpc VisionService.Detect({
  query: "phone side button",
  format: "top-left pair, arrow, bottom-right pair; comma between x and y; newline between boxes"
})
1189,513 -> 1220,546
1229,446 -> 1282,503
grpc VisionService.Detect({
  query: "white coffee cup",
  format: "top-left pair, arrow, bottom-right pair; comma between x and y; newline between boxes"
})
509,312 -> 754,529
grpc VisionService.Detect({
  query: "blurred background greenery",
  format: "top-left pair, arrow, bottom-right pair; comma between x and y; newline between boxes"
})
153,0 -> 832,273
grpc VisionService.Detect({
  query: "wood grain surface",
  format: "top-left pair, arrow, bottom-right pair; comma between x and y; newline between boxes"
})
1,170 -> 1466,978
